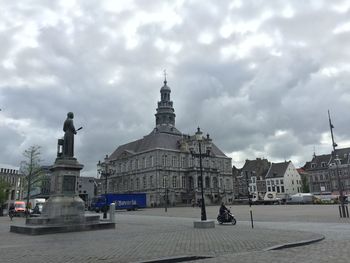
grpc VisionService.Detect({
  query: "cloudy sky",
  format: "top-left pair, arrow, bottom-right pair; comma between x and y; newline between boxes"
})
1,0 -> 350,177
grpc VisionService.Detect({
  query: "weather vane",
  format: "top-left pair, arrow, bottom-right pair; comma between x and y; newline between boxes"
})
163,69 -> 167,83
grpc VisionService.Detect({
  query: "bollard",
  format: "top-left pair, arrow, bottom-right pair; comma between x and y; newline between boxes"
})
338,205 -> 349,218
109,202 -> 116,223
346,205 -> 349,218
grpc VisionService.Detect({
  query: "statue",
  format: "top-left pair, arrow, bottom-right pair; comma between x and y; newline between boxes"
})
63,112 -> 76,158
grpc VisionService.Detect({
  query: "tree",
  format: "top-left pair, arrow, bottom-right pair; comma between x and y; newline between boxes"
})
301,174 -> 310,193
21,145 -> 44,216
0,178 -> 10,208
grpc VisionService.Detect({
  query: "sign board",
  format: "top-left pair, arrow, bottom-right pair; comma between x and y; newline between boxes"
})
267,193 -> 274,199
62,175 -> 76,194
320,186 -> 326,192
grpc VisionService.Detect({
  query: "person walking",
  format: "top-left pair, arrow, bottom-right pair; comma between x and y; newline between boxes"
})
9,204 -> 15,220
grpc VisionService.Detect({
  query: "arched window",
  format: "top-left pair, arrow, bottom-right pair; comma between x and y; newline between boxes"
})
162,176 -> 168,188
188,176 -> 194,190
213,177 -> 218,188
172,176 -> 177,188
150,175 -> 153,188
181,176 -> 186,188
136,178 -> 140,190
162,155 -> 167,166
205,176 -> 210,189
226,178 -> 231,189
205,158 -> 209,168
197,176 -> 202,188
143,176 -> 146,189
130,179 -> 134,190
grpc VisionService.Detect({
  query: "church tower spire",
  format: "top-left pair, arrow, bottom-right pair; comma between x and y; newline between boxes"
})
155,76 -> 176,127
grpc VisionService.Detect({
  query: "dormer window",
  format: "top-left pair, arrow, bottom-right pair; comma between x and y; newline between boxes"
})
311,163 -> 316,168
321,162 -> 327,168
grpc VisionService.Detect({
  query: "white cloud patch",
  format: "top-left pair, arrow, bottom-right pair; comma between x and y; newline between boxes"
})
333,21 -> 350,34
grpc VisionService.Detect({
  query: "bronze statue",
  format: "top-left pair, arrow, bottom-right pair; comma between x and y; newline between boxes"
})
63,112 -> 76,158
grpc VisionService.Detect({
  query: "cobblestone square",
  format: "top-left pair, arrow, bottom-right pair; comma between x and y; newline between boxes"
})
0,205 -> 349,263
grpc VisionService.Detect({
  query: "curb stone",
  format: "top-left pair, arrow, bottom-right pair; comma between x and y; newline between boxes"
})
264,234 -> 325,251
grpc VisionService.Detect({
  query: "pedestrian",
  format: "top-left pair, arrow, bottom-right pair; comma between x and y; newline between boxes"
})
9,204 -> 15,220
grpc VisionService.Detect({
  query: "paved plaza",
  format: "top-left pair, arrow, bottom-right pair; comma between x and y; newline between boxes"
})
0,205 -> 349,263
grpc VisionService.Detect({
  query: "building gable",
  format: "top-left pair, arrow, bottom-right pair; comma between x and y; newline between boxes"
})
266,161 -> 290,179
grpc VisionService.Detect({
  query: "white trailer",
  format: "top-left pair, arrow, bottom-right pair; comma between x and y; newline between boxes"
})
287,193 -> 314,204
252,192 -> 281,205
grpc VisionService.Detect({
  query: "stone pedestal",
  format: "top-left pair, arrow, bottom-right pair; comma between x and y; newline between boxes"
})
11,157 -> 115,235
38,157 -> 90,225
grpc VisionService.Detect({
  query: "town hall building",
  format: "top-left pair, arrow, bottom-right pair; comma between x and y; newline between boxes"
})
99,79 -> 233,207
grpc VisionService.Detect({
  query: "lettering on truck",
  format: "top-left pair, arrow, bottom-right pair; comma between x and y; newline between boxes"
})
116,200 -> 137,207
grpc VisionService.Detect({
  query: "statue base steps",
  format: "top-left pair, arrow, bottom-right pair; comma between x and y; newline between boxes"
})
10,221 -> 115,235
10,195 -> 116,235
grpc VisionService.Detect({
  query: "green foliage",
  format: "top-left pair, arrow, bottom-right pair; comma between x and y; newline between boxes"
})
301,174 -> 310,193
0,178 -> 10,206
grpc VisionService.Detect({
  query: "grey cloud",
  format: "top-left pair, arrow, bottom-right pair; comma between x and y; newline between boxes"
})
1,0 -> 350,173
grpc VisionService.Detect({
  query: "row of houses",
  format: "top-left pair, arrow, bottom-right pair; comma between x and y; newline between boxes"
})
235,147 -> 350,201
234,158 -> 302,201
303,147 -> 350,196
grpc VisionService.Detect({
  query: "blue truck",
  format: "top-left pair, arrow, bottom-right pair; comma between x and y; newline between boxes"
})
90,193 -> 147,212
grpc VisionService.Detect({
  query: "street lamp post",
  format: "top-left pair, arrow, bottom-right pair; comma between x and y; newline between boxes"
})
97,155 -> 110,219
25,172 -> 32,218
223,185 -> 226,204
328,110 -> 349,218
245,174 -> 254,228
189,127 -> 211,221
165,186 -> 169,212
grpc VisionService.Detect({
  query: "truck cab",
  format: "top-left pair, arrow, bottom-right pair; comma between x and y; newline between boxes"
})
14,201 -> 26,216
